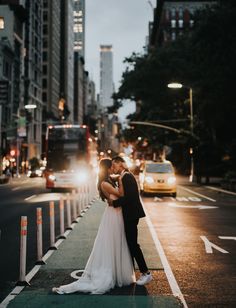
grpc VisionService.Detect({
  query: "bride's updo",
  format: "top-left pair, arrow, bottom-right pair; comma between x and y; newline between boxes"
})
97,158 -> 112,201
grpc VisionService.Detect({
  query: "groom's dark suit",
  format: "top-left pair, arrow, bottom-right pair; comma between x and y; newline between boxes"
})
113,171 -> 148,273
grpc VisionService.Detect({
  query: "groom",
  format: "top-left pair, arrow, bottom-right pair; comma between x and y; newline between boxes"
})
111,156 -> 152,285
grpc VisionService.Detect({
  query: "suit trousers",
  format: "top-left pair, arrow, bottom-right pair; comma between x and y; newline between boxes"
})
124,219 -> 148,273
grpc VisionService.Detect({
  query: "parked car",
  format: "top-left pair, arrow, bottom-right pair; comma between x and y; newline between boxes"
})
139,160 -> 177,197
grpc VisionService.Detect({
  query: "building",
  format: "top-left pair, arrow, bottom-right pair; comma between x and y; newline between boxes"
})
60,0 -> 74,122
73,0 -> 85,57
0,1 -> 27,174
42,0 -> 61,122
99,45 -> 114,109
24,0 -> 43,160
149,0 -> 217,50
73,0 -> 86,124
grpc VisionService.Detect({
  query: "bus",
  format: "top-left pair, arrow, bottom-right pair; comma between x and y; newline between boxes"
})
45,124 -> 97,189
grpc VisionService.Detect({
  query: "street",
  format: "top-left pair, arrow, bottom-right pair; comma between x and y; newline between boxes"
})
0,176 -> 236,307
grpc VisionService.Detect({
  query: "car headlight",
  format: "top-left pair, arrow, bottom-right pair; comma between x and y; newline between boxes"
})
48,174 -> 56,181
145,176 -> 154,184
167,176 -> 176,185
75,170 -> 89,184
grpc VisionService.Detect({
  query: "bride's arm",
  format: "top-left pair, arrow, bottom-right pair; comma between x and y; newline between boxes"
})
101,181 -> 121,198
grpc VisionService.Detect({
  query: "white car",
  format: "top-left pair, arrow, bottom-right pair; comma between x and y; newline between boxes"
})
139,160 -> 177,197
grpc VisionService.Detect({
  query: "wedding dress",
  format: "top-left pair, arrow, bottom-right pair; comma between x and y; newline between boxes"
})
54,199 -> 136,294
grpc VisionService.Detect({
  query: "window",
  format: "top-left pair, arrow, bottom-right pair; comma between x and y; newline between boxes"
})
0,17 -> 4,29
178,20 -> 183,28
171,20 -> 176,28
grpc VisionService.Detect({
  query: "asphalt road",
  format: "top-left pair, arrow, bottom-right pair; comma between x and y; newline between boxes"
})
0,176 -> 236,307
0,176 -> 64,302
142,179 -> 236,307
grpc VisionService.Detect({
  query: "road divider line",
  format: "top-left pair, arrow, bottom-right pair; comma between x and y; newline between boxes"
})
205,185 -> 236,196
12,187 -> 21,191
179,186 -> 216,202
25,195 -> 36,201
143,205 -> 188,308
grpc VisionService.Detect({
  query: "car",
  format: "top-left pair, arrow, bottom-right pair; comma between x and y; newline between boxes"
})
139,160 -> 177,197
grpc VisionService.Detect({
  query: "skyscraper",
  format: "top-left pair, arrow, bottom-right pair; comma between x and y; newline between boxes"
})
99,45 -> 114,109
42,0 -> 61,120
73,0 -> 85,57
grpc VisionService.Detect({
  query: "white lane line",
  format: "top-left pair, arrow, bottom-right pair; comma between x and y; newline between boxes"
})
179,186 -> 216,202
144,205 -> 188,308
12,187 -> 21,191
25,195 -> 36,201
206,185 -> 236,196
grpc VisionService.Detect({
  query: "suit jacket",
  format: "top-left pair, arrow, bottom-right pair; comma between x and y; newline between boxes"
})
113,171 -> 145,221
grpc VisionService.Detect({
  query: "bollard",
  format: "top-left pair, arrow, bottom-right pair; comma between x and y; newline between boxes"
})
66,195 -> 72,230
58,197 -> 66,239
49,201 -> 57,250
77,187 -> 82,217
72,190 -> 78,223
17,216 -> 30,286
36,208 -> 45,264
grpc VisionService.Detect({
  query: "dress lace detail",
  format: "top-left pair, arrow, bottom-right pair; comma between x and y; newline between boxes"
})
57,204 -> 135,294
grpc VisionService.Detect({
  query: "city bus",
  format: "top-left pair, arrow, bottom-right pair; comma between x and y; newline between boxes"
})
45,124 -> 97,189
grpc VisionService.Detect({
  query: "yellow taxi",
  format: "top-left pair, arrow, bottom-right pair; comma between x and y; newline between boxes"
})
139,160 -> 177,197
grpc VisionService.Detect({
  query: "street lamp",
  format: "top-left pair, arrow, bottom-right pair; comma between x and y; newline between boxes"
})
167,82 -> 194,182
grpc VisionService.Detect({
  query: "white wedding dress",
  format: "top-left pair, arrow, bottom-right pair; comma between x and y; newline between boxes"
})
55,201 -> 136,294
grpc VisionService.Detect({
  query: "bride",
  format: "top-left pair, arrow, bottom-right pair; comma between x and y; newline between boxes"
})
52,158 -> 136,294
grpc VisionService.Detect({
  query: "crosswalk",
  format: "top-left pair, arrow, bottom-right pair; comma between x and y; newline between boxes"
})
153,196 -> 202,202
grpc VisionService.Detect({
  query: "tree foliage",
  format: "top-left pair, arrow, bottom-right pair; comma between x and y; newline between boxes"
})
113,2 -> 236,175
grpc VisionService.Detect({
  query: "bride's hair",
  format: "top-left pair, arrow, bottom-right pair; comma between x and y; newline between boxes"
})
97,158 -> 112,201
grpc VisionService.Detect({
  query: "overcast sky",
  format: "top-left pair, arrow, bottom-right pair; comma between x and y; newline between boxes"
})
85,0 -> 154,122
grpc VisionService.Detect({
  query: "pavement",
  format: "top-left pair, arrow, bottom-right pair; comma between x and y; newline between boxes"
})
0,195 -> 183,308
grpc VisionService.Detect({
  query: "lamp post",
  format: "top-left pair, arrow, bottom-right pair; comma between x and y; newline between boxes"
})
167,82 -> 194,182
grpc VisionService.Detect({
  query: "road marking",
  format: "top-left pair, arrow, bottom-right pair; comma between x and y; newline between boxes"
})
166,203 -> 218,210
206,185 -> 236,196
200,236 -> 229,254
71,269 -> 84,279
176,197 -> 189,202
12,187 -> 21,191
144,205 -> 188,308
219,236 -> 236,241
25,195 -> 36,201
179,186 -> 216,202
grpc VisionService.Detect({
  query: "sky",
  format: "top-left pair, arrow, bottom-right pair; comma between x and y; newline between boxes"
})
85,0 -> 155,123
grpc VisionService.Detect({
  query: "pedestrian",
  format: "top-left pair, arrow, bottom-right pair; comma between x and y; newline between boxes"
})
52,158 -> 135,295
111,156 -> 152,285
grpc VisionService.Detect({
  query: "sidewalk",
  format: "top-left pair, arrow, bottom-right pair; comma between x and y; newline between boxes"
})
1,198 -> 182,308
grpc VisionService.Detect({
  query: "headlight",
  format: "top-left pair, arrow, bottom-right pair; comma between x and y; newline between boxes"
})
75,170 -> 89,184
167,176 -> 176,185
145,176 -> 154,184
48,174 -> 56,181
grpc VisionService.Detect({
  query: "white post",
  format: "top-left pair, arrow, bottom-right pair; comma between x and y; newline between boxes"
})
36,208 -> 45,264
49,201 -> 57,250
18,216 -> 29,285
66,195 -> 72,230
59,197 -> 66,238
72,189 -> 78,222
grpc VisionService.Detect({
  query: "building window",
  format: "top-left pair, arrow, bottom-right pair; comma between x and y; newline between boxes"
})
178,20 -> 183,28
190,20 -> 194,27
171,32 -> 176,41
0,17 -> 4,29
171,20 -> 176,28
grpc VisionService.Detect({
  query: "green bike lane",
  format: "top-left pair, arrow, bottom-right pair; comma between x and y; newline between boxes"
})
2,199 -> 182,308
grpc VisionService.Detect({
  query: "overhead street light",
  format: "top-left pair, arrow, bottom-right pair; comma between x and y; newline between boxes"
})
167,82 -> 194,183
25,104 -> 37,109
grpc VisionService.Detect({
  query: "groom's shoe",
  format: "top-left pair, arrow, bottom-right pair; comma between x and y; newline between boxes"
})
52,287 -> 64,295
136,272 -> 153,286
